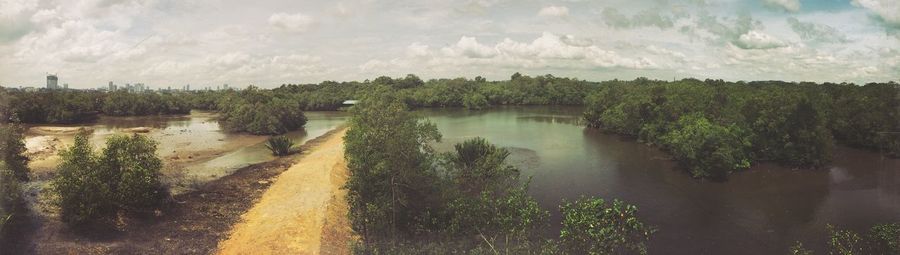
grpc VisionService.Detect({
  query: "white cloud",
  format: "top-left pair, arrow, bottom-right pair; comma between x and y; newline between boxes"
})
407,42 -> 431,58
441,36 -> 497,58
268,12 -> 315,33
786,17 -> 849,43
538,5 -> 569,18
418,33 -> 655,70
0,0 -> 897,87
762,0 -> 800,12
853,0 -> 900,24
734,30 -> 787,49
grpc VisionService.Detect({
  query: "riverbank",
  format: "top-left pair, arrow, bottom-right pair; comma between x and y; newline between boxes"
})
16,126 -> 348,254
217,128 -> 352,254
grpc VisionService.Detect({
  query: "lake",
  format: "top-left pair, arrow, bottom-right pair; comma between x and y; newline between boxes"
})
421,106 -> 900,255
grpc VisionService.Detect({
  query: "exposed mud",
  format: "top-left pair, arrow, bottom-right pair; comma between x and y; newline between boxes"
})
11,127 -> 348,255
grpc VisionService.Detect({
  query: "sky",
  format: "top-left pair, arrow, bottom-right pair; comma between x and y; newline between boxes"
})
0,0 -> 898,89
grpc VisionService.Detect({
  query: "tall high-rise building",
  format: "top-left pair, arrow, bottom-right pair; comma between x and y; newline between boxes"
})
109,81 -> 115,91
46,74 -> 58,89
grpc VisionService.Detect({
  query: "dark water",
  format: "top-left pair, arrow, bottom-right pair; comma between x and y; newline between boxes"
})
421,106 -> 900,255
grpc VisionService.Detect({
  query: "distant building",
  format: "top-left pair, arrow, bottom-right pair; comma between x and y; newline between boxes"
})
47,74 -> 58,89
63,83 -> 68,89
109,81 -> 116,91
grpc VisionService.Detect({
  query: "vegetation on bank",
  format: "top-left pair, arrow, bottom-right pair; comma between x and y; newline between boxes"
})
265,135 -> 296,156
791,223 -> 900,255
52,132 -> 168,227
583,78 -> 899,178
344,89 -> 654,254
216,86 -> 308,135
102,91 -> 191,116
0,90 -> 30,243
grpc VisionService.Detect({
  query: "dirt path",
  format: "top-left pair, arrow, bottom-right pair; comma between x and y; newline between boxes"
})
217,129 -> 352,255
18,127 -> 348,255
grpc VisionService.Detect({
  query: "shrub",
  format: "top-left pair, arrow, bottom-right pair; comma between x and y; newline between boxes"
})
265,135 -> 296,156
559,196 -> 655,255
868,223 -> 900,254
217,87 -> 307,135
52,133 -> 167,226
0,121 -> 28,242
661,114 -> 752,178
0,161 -> 19,233
462,93 -> 489,110
446,137 -> 519,195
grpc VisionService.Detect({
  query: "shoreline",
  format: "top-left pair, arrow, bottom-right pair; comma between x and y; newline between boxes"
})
16,126 -> 348,254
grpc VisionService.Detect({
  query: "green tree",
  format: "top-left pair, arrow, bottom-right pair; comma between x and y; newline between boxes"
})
52,133 -> 167,226
662,114 -> 752,178
559,197 -> 655,255
344,90 -> 441,243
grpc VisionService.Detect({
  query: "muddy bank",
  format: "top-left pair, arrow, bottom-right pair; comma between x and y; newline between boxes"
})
16,127 -> 347,255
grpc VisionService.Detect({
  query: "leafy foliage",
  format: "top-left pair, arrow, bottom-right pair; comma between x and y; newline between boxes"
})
583,78 -> 899,177
661,114 -> 751,178
346,91 -> 653,254
102,91 -> 191,116
217,86 -> 308,135
559,197 -> 655,255
0,98 -> 28,239
265,135 -> 296,156
52,133 -> 167,226
795,223 -> 900,255
344,90 -> 442,243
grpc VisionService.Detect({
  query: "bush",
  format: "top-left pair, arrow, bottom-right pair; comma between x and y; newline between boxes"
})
217,86 -> 307,135
52,133 -> 167,226
0,161 -> 19,233
462,93 -> 489,110
801,224 -> 900,255
661,114 -> 752,178
0,122 -> 28,239
265,136 -> 296,156
559,197 -> 655,255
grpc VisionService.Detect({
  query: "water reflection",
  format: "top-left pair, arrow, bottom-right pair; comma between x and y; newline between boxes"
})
423,106 -> 900,255
25,111 -> 349,193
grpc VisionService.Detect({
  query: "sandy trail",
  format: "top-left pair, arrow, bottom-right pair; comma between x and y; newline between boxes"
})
217,128 -> 352,255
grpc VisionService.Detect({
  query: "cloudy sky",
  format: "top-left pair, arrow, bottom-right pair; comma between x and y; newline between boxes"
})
0,0 -> 898,89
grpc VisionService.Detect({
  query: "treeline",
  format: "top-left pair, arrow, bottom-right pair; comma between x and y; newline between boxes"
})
2,89 -> 191,124
102,91 -> 191,116
276,73 -> 595,110
583,78 -> 900,178
345,89 -> 654,254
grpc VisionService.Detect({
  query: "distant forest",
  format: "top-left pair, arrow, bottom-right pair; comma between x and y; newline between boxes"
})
2,74 -> 898,174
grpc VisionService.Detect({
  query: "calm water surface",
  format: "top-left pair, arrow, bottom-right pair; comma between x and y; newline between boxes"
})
25,111 -> 348,190
421,106 -> 900,255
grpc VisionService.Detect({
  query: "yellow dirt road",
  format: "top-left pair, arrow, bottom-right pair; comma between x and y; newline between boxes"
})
217,128 -> 352,255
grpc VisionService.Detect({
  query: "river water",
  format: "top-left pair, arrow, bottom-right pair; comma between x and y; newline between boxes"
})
421,106 -> 900,255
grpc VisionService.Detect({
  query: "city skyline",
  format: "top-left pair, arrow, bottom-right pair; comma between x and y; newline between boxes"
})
1,0 -> 898,89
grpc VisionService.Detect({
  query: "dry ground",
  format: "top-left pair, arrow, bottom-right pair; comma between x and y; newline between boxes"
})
216,128 -> 351,255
